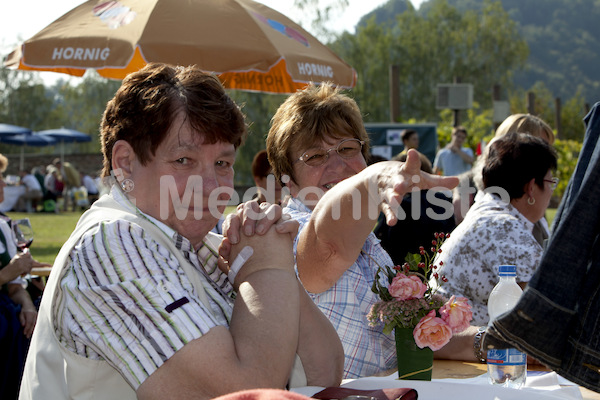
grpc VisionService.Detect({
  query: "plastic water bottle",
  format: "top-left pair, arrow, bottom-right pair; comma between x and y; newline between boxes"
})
486,265 -> 527,388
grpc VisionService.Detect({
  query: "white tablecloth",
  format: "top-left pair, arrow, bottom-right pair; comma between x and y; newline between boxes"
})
292,371 -> 583,400
0,185 -> 25,212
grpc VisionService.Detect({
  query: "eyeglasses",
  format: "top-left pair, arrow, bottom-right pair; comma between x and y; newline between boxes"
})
544,177 -> 559,190
296,138 -> 365,167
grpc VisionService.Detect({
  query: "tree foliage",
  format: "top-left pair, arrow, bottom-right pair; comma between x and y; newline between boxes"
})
292,0 -> 350,42
559,89 -> 588,141
552,138 -> 582,198
332,21 -> 395,122
227,90 -> 286,186
0,0 -> 592,190
508,81 -> 588,141
0,69 -> 52,130
0,69 -> 120,157
445,0 -> 600,107
332,0 -> 529,123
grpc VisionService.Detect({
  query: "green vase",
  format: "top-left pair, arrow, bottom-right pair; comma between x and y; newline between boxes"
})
395,327 -> 434,381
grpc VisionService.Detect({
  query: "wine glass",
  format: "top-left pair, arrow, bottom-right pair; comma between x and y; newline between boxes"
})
12,218 -> 34,281
13,218 -> 34,252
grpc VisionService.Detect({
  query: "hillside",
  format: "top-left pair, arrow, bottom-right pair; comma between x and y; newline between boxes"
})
358,0 -> 600,105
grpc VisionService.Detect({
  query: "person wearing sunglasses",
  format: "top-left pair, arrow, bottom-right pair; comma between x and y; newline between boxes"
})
266,83 -> 459,378
429,132 -> 558,326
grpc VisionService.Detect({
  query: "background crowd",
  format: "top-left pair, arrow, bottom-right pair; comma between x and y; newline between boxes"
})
1,158 -> 102,214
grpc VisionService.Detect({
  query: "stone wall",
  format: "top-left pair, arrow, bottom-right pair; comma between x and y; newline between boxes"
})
3,152 -> 105,177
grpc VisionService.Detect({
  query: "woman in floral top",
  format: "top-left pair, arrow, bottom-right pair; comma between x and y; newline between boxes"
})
430,133 -> 558,326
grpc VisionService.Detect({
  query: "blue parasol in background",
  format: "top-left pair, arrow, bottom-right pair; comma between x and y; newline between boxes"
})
0,123 -> 32,136
0,134 -> 57,170
36,128 -> 92,164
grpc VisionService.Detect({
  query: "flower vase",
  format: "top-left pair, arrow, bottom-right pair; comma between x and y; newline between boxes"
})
395,327 -> 434,381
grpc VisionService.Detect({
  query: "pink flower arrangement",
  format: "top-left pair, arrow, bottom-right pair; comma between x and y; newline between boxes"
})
440,295 -> 473,333
389,273 -> 427,300
413,310 -> 453,351
367,232 -> 473,351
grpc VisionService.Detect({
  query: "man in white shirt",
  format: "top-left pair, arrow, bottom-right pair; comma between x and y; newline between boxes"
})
82,172 -> 100,204
16,170 -> 43,212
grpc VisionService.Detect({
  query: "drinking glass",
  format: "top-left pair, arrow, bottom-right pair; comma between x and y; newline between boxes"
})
13,218 -> 34,251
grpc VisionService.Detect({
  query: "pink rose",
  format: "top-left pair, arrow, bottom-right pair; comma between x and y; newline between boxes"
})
388,273 -> 427,300
439,296 -> 473,333
413,310 -> 453,351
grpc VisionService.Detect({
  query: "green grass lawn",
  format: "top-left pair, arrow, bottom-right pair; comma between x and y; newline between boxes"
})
7,211 -> 83,264
8,206 -> 558,265
545,208 -> 557,225
6,206 -> 239,265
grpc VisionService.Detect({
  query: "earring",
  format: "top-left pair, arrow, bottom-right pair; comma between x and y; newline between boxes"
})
121,178 -> 134,193
527,197 -> 535,205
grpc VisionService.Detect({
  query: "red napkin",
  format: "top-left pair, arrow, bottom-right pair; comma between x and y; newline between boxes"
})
311,387 -> 417,400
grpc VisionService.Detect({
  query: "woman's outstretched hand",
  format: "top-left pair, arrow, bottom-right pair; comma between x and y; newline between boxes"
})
375,149 -> 459,226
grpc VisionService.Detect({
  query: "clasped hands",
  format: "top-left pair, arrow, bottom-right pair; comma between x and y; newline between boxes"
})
218,201 -> 299,287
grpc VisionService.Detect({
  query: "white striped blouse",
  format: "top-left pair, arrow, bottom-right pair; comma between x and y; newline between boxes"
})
54,210 -> 234,389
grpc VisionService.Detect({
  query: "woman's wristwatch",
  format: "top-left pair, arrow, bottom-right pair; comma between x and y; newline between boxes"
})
473,327 -> 487,363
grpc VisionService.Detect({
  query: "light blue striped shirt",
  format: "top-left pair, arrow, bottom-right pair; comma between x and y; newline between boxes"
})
285,197 -> 397,379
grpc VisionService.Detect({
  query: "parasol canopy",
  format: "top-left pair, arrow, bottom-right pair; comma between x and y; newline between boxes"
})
37,128 -> 92,143
4,0 -> 357,94
37,128 -> 92,165
0,134 -> 57,170
0,124 -> 32,136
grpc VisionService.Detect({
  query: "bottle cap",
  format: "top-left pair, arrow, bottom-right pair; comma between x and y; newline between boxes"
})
498,265 -> 517,276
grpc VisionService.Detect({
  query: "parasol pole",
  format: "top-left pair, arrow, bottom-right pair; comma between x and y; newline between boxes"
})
20,148 -> 24,171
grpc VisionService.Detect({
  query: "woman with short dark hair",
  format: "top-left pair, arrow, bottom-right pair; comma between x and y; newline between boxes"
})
483,133 -> 558,203
20,63 -> 343,400
430,132 -> 558,326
